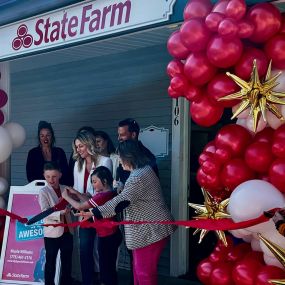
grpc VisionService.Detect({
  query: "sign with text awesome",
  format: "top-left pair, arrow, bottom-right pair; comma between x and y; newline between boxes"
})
0,181 -> 59,285
0,0 -> 177,60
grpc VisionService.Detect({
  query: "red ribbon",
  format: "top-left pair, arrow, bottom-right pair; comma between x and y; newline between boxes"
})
0,208 -> 275,231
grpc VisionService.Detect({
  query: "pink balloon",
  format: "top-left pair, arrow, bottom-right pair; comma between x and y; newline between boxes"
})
166,60 -> 184,78
207,35 -> 243,68
167,31 -> 190,60
218,18 -> 238,39
265,34 -> 285,70
235,46 -> 269,80
184,53 -> 217,86
237,20 -> 254,38
180,19 -> 211,52
226,0 -> 247,20
0,90 -> 8,108
247,3 -> 281,43
212,0 -> 230,15
205,12 -> 225,32
183,0 -> 213,20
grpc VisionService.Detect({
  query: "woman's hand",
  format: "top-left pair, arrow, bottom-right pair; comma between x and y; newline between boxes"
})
74,210 -> 93,222
61,189 -> 69,200
65,186 -> 79,195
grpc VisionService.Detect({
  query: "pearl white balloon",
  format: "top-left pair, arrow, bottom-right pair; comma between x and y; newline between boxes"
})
242,235 -> 252,243
251,237 -> 262,251
0,177 -> 8,195
272,69 -> 285,93
0,127 -> 12,163
236,118 -> 248,129
266,109 -> 284,130
4,122 -> 26,149
228,180 -> 285,222
245,116 -> 267,133
263,253 -> 283,268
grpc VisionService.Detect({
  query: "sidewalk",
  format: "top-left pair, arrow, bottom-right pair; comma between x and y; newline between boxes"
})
118,269 -> 202,285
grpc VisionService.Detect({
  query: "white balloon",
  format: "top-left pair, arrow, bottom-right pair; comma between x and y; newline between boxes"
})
260,230 -> 285,257
0,177 -> 8,195
242,235 -> 252,243
4,122 -> 26,149
0,127 -> 12,163
236,118 -> 248,129
273,69 -> 285,93
266,109 -> 284,130
228,180 -> 285,222
263,254 -> 283,268
245,116 -> 267,133
251,237 -> 262,251
0,196 -> 6,209
232,104 -> 250,119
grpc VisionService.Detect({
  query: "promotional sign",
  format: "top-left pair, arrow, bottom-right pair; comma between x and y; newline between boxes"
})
0,0 -> 177,60
0,181 -> 59,285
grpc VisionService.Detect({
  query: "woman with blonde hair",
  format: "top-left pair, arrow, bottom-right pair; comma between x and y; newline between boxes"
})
72,129 -> 112,285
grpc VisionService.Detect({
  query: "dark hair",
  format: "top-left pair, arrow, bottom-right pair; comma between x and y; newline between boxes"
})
91,166 -> 113,187
94,131 -> 115,154
77,126 -> 96,137
117,140 -> 151,169
38,121 -> 55,146
43,161 -> 61,173
118,118 -> 140,137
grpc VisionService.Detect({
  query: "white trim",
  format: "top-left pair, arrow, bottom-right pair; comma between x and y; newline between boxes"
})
170,98 -> 189,276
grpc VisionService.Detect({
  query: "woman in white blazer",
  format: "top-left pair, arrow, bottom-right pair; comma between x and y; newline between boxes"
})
72,130 -> 112,285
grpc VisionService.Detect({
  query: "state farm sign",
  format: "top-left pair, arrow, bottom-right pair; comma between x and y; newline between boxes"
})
0,0 -> 176,60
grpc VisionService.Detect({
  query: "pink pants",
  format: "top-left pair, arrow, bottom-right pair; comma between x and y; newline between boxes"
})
132,237 -> 168,285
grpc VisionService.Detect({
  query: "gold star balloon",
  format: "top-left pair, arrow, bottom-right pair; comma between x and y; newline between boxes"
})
219,60 -> 285,132
258,234 -> 285,285
188,188 -> 230,246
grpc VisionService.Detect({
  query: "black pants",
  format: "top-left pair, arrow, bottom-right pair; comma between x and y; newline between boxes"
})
44,232 -> 73,285
98,229 -> 122,285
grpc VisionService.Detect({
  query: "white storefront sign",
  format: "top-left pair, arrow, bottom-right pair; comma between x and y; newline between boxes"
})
0,0 -> 177,60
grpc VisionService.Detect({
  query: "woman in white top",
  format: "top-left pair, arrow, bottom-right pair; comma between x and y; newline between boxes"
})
72,129 -> 112,285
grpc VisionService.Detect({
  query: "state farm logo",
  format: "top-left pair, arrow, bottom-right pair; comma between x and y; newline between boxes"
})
12,24 -> 33,50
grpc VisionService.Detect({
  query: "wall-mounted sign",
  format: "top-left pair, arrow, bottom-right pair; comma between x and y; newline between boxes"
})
0,181 -> 60,285
140,125 -> 169,158
0,0 -> 177,60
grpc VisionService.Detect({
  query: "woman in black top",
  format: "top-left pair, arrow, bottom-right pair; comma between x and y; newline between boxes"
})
26,121 -> 70,185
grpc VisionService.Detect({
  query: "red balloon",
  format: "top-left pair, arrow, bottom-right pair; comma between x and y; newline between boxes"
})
197,258 -> 214,285
272,137 -> 285,158
245,142 -> 273,173
235,47 -> 269,80
256,265 -> 285,285
167,31 -> 190,60
237,20 -> 255,38
218,18 -> 238,39
207,35 -> 243,68
232,255 -> 263,285
203,142 -> 216,153
215,236 -> 234,252
280,13 -> 285,34
184,53 -> 217,86
258,173 -> 270,182
212,0 -> 229,14
0,90 -> 8,108
269,158 -> 285,193
245,251 -> 265,263
253,127 -> 275,144
215,147 -> 232,164
0,110 -> 4,126
199,151 -> 215,165
209,250 -> 227,263
184,0 -> 213,20
207,73 -> 240,107
274,124 -> 285,140
221,158 -> 255,191
170,75 -> 189,94
215,124 -> 252,156
205,12 -> 225,32
180,19 -> 211,52
227,243 -> 252,262
184,85 -> 202,102
248,3 -> 281,43
168,86 -> 181,99
210,262 -> 234,285
190,96 -> 223,127
166,60 -> 184,78
226,0 -> 247,20
265,34 -> 285,69
202,158 -> 221,175
197,167 -> 223,190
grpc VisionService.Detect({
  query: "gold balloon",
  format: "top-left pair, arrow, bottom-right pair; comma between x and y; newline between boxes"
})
188,188 -> 230,245
258,234 -> 285,284
219,60 -> 285,132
